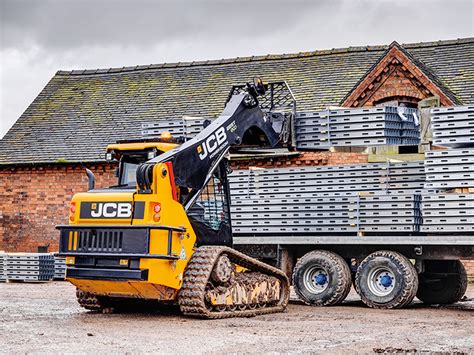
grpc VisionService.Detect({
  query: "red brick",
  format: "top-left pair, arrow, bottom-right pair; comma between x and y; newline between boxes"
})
0,163 -> 116,253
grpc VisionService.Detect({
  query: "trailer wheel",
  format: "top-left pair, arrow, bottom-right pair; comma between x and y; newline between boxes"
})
355,250 -> 418,309
292,250 -> 351,306
417,260 -> 467,305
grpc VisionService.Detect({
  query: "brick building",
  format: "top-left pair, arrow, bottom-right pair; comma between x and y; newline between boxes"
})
0,38 -> 473,272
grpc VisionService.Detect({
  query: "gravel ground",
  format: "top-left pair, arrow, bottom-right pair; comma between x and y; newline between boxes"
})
0,282 -> 473,353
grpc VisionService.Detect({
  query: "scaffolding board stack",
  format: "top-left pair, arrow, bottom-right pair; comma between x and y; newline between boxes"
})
141,117 -> 206,139
350,194 -> 422,233
424,149 -> 474,189
229,161 -> 426,235
421,194 -> 474,232
431,106 -> 474,147
230,161 -> 426,201
421,106 -> 474,233
295,106 -> 420,149
53,255 -> 67,280
5,253 -> 55,282
0,253 -> 6,282
231,195 -> 358,234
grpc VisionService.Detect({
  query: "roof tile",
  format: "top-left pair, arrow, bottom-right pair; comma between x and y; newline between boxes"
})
1,38 -> 472,165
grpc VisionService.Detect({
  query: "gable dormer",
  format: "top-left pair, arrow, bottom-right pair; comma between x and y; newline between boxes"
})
341,41 -> 458,108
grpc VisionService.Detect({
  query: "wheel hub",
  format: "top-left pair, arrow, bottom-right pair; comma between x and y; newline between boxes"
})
380,274 -> 393,288
303,266 -> 329,294
367,267 -> 396,297
315,273 -> 328,286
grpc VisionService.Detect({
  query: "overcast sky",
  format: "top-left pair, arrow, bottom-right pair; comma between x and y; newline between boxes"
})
0,0 -> 473,138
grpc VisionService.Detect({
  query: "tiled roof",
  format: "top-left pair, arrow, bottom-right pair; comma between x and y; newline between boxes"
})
1,38 -> 473,165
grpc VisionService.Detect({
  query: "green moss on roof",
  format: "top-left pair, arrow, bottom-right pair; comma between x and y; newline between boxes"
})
0,38 -> 473,165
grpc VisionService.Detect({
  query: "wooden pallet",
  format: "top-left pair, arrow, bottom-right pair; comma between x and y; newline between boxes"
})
447,187 -> 474,194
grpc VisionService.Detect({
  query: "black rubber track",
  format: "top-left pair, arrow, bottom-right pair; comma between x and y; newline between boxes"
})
76,289 -> 111,312
178,245 -> 290,319
292,250 -> 352,306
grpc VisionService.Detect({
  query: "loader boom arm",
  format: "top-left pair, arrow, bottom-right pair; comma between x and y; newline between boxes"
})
136,85 -> 283,200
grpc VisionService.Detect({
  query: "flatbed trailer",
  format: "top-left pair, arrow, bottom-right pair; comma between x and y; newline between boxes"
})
120,85 -> 473,310
233,233 -> 473,308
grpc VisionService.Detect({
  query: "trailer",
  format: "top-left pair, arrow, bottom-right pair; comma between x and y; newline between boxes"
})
135,85 -> 472,310
231,105 -> 474,309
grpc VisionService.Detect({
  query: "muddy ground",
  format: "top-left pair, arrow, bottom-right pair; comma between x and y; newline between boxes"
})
0,282 -> 473,353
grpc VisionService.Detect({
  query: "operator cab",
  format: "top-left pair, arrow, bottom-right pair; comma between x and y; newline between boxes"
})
105,139 -> 179,189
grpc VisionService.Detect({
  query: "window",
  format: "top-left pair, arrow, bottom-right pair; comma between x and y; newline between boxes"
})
120,162 -> 139,186
188,169 -> 230,231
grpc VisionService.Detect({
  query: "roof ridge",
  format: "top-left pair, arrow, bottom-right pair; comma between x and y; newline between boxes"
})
55,37 -> 474,77
402,37 -> 474,49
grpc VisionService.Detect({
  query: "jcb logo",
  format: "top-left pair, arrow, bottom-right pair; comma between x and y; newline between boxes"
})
197,127 -> 227,160
90,202 -> 132,218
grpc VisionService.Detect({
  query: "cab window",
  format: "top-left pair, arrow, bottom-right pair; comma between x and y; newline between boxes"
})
120,161 -> 139,186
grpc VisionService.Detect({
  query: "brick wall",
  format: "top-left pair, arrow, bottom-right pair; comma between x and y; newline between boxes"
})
0,163 -> 116,252
0,152 -> 366,252
230,151 -> 369,169
464,260 -> 474,282
0,154 -> 473,279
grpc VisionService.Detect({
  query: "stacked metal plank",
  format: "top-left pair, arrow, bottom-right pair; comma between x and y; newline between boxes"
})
420,106 -> 474,233
141,117 -> 206,139
350,194 -> 422,233
431,106 -> 474,147
5,253 -> 55,282
421,194 -> 474,232
295,107 -> 420,149
424,149 -> 474,189
230,161 -> 425,199
53,255 -> 67,280
229,161 -> 425,235
0,253 -> 6,282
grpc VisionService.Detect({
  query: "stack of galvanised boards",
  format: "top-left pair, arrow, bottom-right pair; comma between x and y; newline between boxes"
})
229,160 -> 426,235
142,116 -> 206,140
421,105 -> 474,233
5,253 -> 55,282
0,253 -> 67,282
54,256 -> 67,280
295,106 -> 420,149
0,252 -> 7,282
229,105 -> 473,236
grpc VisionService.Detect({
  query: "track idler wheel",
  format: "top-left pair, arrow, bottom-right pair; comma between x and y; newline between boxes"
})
211,255 -> 233,284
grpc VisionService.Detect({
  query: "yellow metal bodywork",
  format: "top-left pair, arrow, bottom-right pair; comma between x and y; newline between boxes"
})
66,142 -> 198,302
69,279 -> 178,300
133,163 -> 197,291
106,141 -> 179,153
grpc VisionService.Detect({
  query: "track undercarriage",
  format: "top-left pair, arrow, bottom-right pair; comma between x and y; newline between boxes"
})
75,246 -> 290,319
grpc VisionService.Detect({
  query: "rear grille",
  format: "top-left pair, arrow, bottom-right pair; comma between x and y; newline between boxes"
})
77,230 -> 123,253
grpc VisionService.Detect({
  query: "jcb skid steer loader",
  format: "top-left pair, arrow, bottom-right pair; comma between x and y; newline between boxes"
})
57,79 -> 290,318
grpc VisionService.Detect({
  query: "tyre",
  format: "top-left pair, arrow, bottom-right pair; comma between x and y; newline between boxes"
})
355,250 -> 418,309
417,260 -> 468,305
292,250 -> 351,306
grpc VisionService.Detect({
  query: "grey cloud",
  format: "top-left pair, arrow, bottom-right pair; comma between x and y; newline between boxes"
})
0,0 -> 473,139
0,0 -> 328,50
